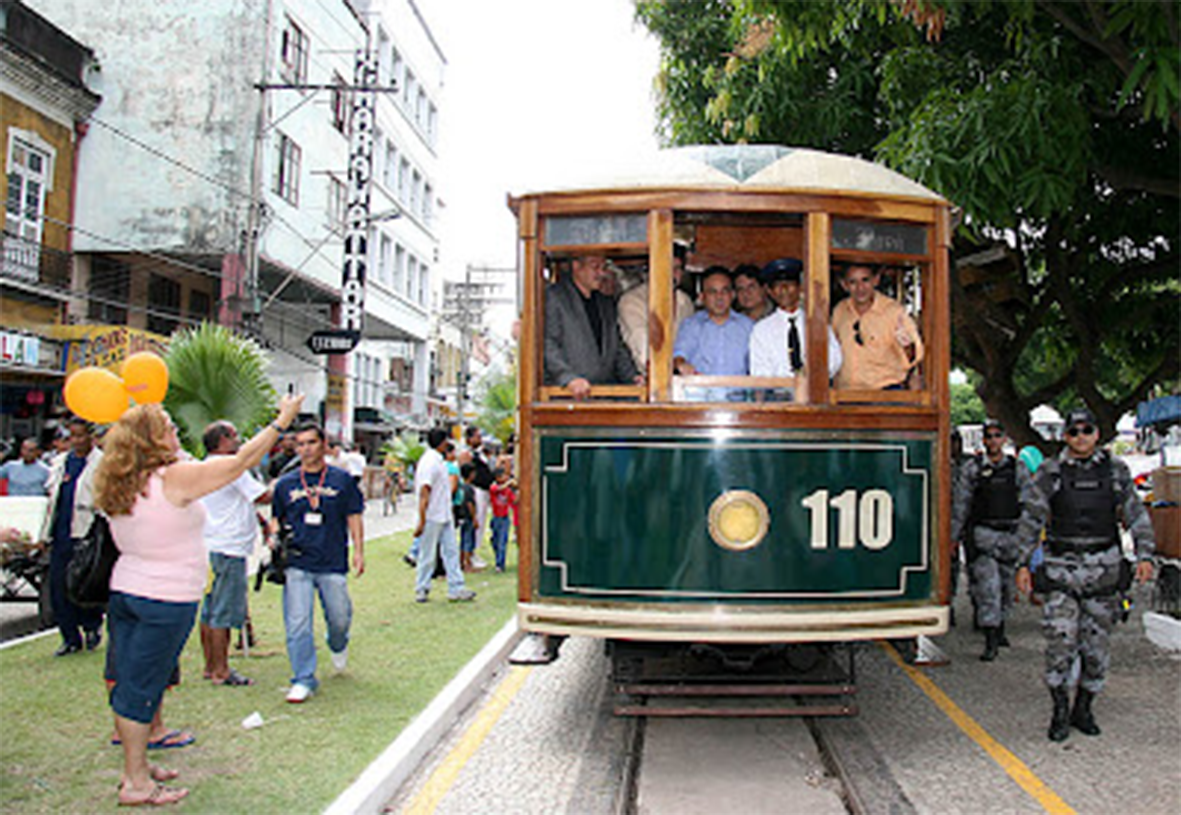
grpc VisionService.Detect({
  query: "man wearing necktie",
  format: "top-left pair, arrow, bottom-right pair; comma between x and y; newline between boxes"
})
749,258 -> 843,395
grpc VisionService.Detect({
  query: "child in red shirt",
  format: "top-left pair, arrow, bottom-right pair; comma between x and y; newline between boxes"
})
488,468 -> 516,572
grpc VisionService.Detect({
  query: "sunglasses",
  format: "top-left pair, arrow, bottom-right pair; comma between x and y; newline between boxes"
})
853,320 -> 864,346
984,431 -> 1004,439
1065,425 -> 1096,437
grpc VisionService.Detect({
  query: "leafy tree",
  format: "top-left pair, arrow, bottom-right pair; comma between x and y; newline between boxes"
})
950,379 -> 987,427
163,323 -> 277,457
380,433 -> 426,472
636,0 -> 1180,448
476,367 -> 517,445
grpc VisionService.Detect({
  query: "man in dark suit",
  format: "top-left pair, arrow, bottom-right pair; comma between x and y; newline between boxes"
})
544,254 -> 642,400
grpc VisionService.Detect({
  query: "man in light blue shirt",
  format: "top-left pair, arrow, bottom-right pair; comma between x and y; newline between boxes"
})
0,438 -> 50,496
673,267 -> 754,401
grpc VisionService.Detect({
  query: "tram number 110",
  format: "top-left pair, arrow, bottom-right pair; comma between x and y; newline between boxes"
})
801,489 -> 894,550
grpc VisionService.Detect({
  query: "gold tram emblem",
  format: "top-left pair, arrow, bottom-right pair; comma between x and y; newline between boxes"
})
707,490 -> 770,552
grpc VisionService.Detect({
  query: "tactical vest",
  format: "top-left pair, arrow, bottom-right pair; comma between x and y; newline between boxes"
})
1048,457 -> 1118,547
970,454 -> 1019,527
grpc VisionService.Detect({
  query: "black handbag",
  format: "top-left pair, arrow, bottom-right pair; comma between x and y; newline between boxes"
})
66,514 -> 119,608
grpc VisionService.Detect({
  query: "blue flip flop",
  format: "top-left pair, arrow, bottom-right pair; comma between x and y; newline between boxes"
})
110,730 -> 196,750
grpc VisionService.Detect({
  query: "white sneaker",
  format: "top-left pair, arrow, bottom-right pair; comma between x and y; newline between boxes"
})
330,647 -> 348,672
286,683 -> 314,703
471,555 -> 488,570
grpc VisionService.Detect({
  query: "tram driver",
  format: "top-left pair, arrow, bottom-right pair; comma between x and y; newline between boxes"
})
544,254 -> 643,400
748,258 -> 843,392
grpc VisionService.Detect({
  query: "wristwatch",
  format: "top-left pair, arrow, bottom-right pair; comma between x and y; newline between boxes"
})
270,421 -> 288,433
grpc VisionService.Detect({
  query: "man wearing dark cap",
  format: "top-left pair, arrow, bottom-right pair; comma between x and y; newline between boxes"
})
951,419 -> 1032,661
1013,407 -> 1155,741
749,258 -> 842,382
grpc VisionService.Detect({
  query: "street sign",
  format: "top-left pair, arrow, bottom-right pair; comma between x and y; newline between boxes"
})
306,330 -> 360,355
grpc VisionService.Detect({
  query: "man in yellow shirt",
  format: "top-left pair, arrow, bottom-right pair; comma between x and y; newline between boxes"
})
832,264 -> 923,390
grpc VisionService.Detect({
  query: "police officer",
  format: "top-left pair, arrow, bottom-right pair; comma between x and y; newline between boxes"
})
1013,408 -> 1155,742
952,419 -> 1032,661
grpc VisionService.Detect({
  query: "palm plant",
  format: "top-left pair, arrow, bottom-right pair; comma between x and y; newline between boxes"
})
163,323 -> 278,456
477,367 -> 517,444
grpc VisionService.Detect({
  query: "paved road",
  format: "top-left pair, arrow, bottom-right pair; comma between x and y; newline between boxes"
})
0,497 -> 416,644
385,582 -> 1181,814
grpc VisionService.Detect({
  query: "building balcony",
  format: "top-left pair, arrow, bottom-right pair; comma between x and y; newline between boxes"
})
1,231 -> 72,296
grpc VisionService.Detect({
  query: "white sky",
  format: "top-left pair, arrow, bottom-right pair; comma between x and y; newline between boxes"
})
417,0 -> 663,338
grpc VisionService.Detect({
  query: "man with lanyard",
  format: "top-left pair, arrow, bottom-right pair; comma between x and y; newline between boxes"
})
951,419 -> 1032,661
39,418 -> 104,656
1013,408 -> 1155,741
414,428 -> 476,604
748,258 -> 843,397
272,423 -> 365,703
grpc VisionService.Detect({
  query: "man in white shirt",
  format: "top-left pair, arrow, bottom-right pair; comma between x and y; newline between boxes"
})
198,421 -> 269,686
414,428 -> 476,603
749,259 -> 843,393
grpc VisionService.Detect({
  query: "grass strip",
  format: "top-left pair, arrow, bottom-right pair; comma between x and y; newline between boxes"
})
0,531 -> 516,814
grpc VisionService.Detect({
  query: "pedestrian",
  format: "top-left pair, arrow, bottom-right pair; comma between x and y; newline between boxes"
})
271,423 -> 366,703
39,417 -> 104,656
1013,407 -> 1156,742
198,421 -> 269,686
456,463 -> 479,572
489,467 -> 516,572
463,426 -> 495,568
413,428 -> 476,603
95,395 -> 302,806
951,419 -> 1033,660
0,438 -> 50,496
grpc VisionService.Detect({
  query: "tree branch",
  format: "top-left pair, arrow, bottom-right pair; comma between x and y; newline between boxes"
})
1096,165 -> 1181,198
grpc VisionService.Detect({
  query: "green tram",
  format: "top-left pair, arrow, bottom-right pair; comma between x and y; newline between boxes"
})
508,146 -> 953,708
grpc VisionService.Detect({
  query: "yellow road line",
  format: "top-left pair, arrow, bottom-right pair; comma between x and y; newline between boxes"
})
880,642 -> 1076,815
403,665 -> 532,815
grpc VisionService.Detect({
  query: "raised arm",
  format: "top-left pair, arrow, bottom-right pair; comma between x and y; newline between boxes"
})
162,394 -> 304,506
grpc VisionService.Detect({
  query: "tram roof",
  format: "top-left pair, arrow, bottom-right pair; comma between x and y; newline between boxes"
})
512,144 -> 947,204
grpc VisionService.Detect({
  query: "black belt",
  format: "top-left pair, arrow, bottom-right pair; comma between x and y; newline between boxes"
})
1047,539 -> 1118,556
977,521 -> 1017,532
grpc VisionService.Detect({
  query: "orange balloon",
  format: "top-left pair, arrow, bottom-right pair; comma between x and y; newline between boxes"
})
122,352 -> 169,404
64,367 -> 129,424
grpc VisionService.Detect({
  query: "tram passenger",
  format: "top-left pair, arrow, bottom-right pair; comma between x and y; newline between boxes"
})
1013,408 -> 1155,742
734,264 -> 775,322
618,243 -> 695,371
544,254 -> 642,401
831,264 -> 923,390
951,419 -> 1032,661
672,267 -> 753,402
748,258 -> 842,388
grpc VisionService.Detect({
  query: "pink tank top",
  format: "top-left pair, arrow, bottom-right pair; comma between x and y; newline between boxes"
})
109,471 -> 207,602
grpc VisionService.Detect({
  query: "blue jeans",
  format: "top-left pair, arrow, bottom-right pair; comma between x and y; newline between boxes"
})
491,516 -> 510,570
459,520 -> 476,554
415,520 -> 465,595
107,592 -> 197,723
282,568 -> 352,689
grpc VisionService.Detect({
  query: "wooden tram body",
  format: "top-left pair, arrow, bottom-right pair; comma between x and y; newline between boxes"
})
508,146 -> 953,650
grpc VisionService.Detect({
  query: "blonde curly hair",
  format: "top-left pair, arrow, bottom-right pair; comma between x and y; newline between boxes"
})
94,404 -> 179,516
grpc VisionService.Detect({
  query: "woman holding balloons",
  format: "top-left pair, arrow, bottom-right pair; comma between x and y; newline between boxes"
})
67,352 -> 303,806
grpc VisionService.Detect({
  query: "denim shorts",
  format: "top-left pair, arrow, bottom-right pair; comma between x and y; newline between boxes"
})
201,552 -> 248,629
107,592 -> 197,724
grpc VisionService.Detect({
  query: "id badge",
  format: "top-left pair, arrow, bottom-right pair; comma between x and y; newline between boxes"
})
305,512 -> 323,526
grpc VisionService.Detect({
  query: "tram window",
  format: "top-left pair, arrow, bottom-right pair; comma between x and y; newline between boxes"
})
830,261 -> 928,398
539,253 -> 646,402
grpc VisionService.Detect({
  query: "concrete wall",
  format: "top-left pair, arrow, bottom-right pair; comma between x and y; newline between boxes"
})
24,0 -> 265,255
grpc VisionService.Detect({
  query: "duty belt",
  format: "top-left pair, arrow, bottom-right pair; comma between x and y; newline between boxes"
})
977,521 -> 1017,532
1046,538 -> 1118,557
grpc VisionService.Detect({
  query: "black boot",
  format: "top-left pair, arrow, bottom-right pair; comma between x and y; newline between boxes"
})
980,627 -> 1000,661
1048,687 -> 1071,742
1071,687 -> 1101,736
996,621 -> 1010,647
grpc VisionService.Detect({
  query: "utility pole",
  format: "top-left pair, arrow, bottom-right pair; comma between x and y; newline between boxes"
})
442,265 -> 514,416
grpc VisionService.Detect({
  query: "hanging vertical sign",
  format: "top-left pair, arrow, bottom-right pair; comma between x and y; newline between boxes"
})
340,48 -> 378,338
